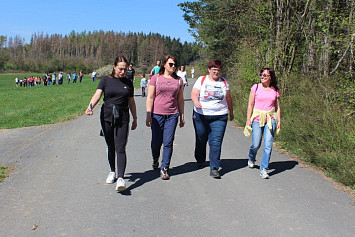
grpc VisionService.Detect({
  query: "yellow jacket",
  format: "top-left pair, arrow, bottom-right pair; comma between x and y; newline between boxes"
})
244,108 -> 279,137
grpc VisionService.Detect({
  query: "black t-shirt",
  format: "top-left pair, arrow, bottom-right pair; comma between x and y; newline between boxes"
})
126,68 -> 135,81
98,76 -> 134,123
97,76 -> 134,105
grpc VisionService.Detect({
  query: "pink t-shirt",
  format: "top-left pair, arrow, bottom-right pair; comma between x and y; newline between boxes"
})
149,74 -> 183,115
251,83 -> 279,122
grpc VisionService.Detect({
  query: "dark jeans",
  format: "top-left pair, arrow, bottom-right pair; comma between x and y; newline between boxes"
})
192,110 -> 228,170
151,113 -> 179,170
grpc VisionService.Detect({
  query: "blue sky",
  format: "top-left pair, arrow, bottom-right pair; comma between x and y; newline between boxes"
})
0,0 -> 196,44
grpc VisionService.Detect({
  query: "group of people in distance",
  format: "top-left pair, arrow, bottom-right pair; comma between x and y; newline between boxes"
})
15,76 -> 43,87
14,70 -> 97,87
85,55 -> 281,192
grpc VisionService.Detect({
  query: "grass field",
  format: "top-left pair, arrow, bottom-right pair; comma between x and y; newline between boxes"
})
0,73 -> 142,129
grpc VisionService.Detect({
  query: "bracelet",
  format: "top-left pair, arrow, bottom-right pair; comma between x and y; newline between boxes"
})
133,116 -> 137,120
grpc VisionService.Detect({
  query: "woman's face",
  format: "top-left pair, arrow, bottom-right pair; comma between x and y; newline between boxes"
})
164,58 -> 177,75
208,67 -> 221,80
113,62 -> 128,78
260,70 -> 271,84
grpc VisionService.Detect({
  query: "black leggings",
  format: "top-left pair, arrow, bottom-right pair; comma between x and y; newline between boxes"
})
100,119 -> 129,178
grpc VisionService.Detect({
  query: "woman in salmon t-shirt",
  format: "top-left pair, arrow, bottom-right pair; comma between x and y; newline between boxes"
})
146,55 -> 185,180
245,67 -> 281,179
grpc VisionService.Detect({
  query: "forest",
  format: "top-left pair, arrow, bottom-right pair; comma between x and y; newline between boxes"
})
179,0 -> 354,187
0,31 -> 200,73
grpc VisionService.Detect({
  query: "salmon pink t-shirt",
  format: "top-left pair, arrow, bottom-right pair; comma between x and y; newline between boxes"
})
149,74 -> 183,115
251,83 -> 279,122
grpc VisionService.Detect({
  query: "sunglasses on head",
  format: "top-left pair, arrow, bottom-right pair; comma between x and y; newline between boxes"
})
168,63 -> 177,67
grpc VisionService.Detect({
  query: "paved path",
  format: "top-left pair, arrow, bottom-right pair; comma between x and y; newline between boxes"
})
0,80 -> 354,236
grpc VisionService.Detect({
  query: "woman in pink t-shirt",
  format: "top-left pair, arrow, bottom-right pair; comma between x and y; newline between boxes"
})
146,55 -> 185,180
246,68 -> 281,179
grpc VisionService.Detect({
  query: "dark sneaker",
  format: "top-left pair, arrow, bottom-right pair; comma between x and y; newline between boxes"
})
210,168 -> 221,179
160,168 -> 170,180
152,159 -> 159,170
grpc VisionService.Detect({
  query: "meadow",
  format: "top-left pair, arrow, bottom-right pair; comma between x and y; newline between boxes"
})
0,73 -> 142,129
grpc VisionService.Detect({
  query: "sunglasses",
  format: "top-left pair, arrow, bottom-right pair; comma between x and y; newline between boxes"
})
168,63 -> 177,67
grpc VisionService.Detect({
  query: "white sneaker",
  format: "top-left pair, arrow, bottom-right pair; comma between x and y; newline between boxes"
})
116,178 -> 126,192
248,160 -> 255,168
260,168 -> 269,179
106,172 -> 116,184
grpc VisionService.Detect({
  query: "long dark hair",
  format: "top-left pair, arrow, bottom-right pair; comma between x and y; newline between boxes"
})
260,67 -> 279,91
158,55 -> 179,78
110,56 -> 128,77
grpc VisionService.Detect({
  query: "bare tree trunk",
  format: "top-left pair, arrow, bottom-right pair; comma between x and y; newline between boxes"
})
349,0 -> 354,74
275,0 -> 283,71
322,0 -> 332,78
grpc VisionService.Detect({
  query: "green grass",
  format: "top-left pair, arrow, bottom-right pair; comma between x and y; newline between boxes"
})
0,166 -> 13,182
0,73 -> 142,129
0,73 -> 143,182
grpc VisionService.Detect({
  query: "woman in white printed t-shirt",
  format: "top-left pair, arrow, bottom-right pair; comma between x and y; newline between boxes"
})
177,65 -> 188,87
191,59 -> 234,179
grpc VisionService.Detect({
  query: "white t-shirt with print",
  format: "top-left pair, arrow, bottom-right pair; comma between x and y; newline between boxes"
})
177,70 -> 187,84
193,75 -> 229,115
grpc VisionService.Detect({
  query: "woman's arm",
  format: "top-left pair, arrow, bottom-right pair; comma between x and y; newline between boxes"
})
191,88 -> 202,109
85,89 -> 103,115
177,86 -> 185,128
246,91 -> 255,126
128,97 -> 137,130
275,97 -> 281,130
225,90 -> 234,121
145,84 -> 155,127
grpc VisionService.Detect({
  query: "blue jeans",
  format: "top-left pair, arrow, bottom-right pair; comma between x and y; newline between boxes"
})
151,113 -> 179,170
248,120 -> 276,170
192,111 -> 228,170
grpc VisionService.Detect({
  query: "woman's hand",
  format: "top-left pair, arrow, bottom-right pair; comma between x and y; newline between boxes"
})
146,112 -> 152,127
84,105 -> 93,115
131,119 -> 137,130
194,101 -> 202,109
229,113 -> 234,121
277,120 -> 281,130
179,116 -> 185,128
246,119 -> 252,127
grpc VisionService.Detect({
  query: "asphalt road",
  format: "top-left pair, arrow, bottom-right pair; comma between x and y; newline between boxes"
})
0,79 -> 354,236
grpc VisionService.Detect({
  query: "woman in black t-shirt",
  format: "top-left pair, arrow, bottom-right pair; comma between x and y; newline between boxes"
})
85,56 -> 137,192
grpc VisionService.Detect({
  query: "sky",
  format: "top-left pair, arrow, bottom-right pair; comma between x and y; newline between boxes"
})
0,0 -> 196,44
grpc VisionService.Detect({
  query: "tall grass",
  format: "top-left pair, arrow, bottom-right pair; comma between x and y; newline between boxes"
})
0,73 -> 142,129
278,75 -> 354,187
